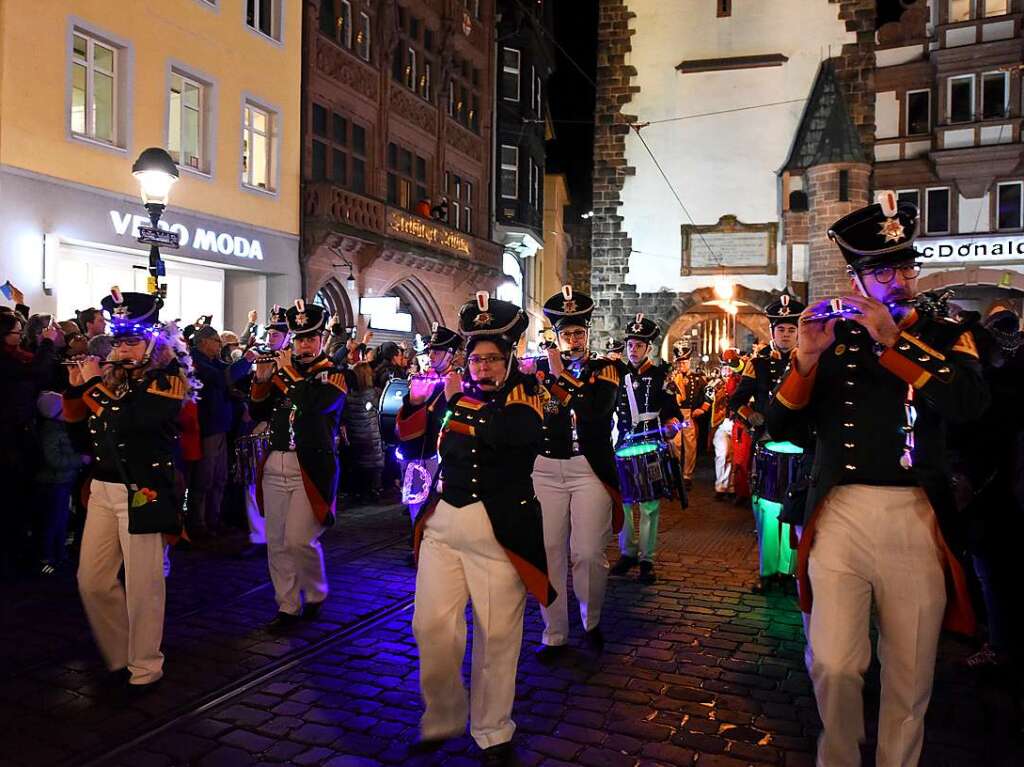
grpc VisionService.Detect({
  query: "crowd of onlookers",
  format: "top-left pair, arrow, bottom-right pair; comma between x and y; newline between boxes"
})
0,285 -> 421,580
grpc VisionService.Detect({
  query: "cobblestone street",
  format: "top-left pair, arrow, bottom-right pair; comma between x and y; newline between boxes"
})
1,468 -> 1019,767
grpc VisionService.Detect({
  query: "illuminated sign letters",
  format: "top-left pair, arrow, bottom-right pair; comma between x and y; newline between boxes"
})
110,210 -> 264,260
386,210 -> 472,256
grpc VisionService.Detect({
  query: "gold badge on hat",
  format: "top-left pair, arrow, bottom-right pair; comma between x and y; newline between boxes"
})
294,298 -> 308,328
879,218 -> 905,243
875,190 -> 905,242
630,312 -> 644,333
473,291 -> 492,327
561,284 -> 577,314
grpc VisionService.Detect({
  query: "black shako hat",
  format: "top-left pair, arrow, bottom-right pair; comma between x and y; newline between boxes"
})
623,312 -> 659,343
458,292 -> 528,350
828,190 -> 919,271
101,287 -> 162,338
543,284 -> 594,330
764,294 -> 806,327
266,304 -> 288,332
285,299 -> 327,338
604,338 -> 624,354
672,342 -> 693,361
415,322 -> 463,354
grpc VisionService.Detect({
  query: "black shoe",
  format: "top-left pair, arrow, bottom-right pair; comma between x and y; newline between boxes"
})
637,561 -> 656,585
100,667 -> 132,689
481,742 -> 517,766
125,677 -> 162,696
266,611 -> 301,632
610,554 -> 639,576
236,543 -> 267,559
410,737 -> 450,754
301,601 -> 324,621
751,577 -> 770,594
684,479 -> 694,490
584,626 -> 605,652
534,643 -> 568,664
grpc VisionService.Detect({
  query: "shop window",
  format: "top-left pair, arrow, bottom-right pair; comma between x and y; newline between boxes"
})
242,101 -> 276,191
948,75 -> 974,124
311,103 -> 367,193
897,189 -> 921,211
997,181 -> 1022,230
168,70 -> 209,172
503,48 -> 520,102
906,90 -> 930,135
926,188 -> 951,234
387,142 -> 427,211
71,30 -> 118,144
982,72 -> 1008,119
246,0 -> 281,41
501,145 -> 519,199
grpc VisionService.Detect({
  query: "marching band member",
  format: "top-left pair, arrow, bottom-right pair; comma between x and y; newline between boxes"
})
250,300 -> 347,630
65,289 -> 193,690
603,337 -> 625,362
668,344 -> 707,489
609,314 -> 683,584
238,305 -> 290,558
396,322 -> 463,529
529,286 -> 622,660
411,293 -> 554,766
709,349 -> 744,499
729,295 -> 806,590
767,193 -> 987,767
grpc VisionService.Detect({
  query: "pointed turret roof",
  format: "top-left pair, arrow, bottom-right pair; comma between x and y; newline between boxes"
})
784,59 -> 866,171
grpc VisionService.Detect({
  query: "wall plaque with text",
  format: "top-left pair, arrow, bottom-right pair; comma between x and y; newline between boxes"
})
681,215 -> 778,275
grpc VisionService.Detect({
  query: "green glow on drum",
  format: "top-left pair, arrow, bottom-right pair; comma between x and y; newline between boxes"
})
616,442 -> 660,458
763,441 -> 804,455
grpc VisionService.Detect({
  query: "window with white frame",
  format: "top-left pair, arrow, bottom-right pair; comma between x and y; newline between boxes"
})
71,31 -> 118,144
534,70 -> 542,116
948,0 -> 972,22
948,75 -> 974,124
897,189 -> 921,211
420,62 -> 432,101
906,89 -> 930,135
404,48 -> 417,90
448,81 -> 455,117
531,160 -> 541,210
985,0 -> 1009,17
242,102 -> 275,191
997,181 -> 1022,230
502,48 -> 520,102
501,145 -> 519,199
247,0 -> 280,40
464,181 -> 473,234
357,13 -> 371,60
926,187 -> 951,234
168,71 -> 207,172
446,172 -> 474,234
982,71 -> 1008,119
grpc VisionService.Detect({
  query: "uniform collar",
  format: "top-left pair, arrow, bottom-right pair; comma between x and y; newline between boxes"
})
629,359 -> 653,376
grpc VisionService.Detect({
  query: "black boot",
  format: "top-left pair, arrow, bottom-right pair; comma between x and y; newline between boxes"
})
637,561 -> 656,585
535,643 -> 568,665
610,554 -> 639,576
266,611 -> 301,632
584,626 -> 605,652
481,742 -> 517,766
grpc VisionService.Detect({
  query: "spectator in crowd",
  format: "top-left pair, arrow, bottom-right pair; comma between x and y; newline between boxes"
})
33,390 -> 85,575
64,329 -> 89,359
220,331 -> 242,362
188,325 -> 255,538
341,362 -> 384,504
77,307 -> 106,338
373,341 -> 405,390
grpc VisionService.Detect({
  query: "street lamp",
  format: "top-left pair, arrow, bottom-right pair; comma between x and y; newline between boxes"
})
332,259 -> 357,291
132,147 -> 179,297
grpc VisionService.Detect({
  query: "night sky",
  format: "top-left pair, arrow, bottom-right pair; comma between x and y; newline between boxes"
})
545,0 -> 598,211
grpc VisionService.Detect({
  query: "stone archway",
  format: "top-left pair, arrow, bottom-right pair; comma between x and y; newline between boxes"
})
311,277 -> 355,329
917,267 -> 1024,293
381,275 -> 446,335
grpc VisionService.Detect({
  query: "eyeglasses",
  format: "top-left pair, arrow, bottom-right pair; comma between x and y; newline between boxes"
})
558,329 -> 587,340
864,263 -> 921,284
111,337 -> 143,348
467,354 -> 506,366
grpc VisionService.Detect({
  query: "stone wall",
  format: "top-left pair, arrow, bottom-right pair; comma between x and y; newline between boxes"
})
807,162 -> 871,302
830,0 -> 876,155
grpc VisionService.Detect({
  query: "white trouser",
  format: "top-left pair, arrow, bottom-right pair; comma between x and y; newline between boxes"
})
406,455 -> 440,526
808,485 -> 946,767
534,455 -> 612,646
262,451 -> 328,615
245,481 -> 267,544
78,480 -> 166,685
713,417 -> 734,492
413,499 -> 526,749
618,500 -> 660,563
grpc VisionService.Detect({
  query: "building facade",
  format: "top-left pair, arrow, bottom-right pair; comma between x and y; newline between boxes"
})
0,0 -> 303,333
302,0 -> 504,344
592,0 -> 1024,361
522,172 -> 572,347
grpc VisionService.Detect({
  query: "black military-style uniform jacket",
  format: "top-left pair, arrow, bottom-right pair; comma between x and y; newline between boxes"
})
615,358 -> 683,445
250,354 -> 348,526
729,346 -> 793,426
766,309 -> 989,634
536,354 -> 624,531
413,371 -> 556,606
396,380 -> 448,461
63,369 -> 186,534
670,369 -> 708,413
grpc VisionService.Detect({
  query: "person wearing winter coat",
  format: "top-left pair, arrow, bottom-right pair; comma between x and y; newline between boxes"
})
342,362 -> 384,503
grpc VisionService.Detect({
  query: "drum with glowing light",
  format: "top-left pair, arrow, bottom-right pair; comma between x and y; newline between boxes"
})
378,378 -> 409,444
614,438 -> 677,504
750,440 -> 804,578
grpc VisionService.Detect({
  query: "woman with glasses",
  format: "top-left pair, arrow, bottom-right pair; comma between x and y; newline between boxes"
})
528,285 -> 622,663
766,193 -> 988,767
411,293 -> 554,767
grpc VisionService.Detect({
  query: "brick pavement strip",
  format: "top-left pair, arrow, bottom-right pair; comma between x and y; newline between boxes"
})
7,471 -> 1023,766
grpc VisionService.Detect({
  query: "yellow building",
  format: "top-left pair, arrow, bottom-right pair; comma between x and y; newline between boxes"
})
523,172 -> 572,348
0,0 -> 301,331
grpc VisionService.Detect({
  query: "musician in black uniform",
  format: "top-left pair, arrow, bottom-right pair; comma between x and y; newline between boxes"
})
527,285 -> 621,660
767,192 -> 988,767
250,300 -> 348,630
65,289 -> 192,690
609,314 -> 683,584
397,322 -> 463,527
668,344 -> 707,488
411,293 -> 554,766
603,337 -> 624,362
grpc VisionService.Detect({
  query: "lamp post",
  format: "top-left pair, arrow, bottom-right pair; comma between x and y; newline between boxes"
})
132,147 -> 179,297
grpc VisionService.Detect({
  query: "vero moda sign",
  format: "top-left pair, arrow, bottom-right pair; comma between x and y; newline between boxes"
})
109,210 -> 264,261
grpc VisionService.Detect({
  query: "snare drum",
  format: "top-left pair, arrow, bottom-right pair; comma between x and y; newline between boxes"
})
751,441 -> 804,505
378,378 -> 410,445
234,432 -> 270,485
615,439 -> 676,504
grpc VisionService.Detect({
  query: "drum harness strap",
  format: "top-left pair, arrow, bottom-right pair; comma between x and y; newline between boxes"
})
624,372 -> 659,439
